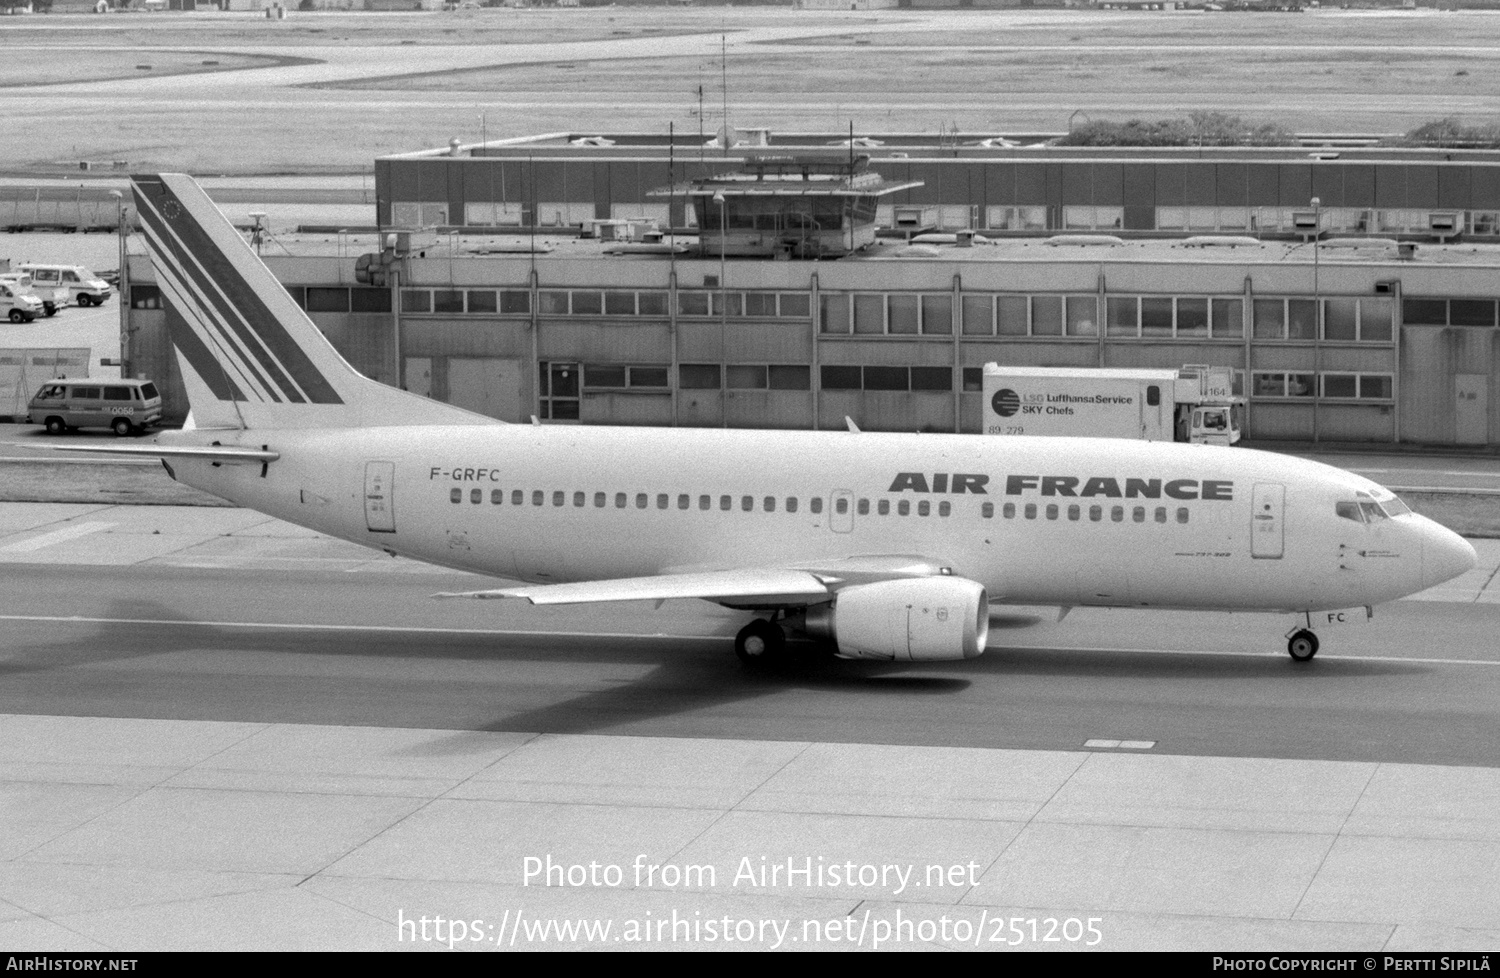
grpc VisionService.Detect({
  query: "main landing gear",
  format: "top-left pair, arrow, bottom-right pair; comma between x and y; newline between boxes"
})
734,617 -> 787,668
1286,628 -> 1319,662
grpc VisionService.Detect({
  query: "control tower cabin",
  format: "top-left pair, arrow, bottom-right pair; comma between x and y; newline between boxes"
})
652,153 -> 922,259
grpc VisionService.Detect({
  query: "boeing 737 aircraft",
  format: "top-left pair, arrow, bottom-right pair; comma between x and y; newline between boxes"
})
54,174 -> 1478,667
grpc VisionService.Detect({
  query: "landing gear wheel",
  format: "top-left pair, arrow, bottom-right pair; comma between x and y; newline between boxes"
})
44,417 -> 67,435
735,618 -> 786,668
1287,629 -> 1319,662
111,417 -> 134,437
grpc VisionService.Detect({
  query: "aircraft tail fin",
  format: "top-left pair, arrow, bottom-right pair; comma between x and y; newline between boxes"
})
132,173 -> 493,430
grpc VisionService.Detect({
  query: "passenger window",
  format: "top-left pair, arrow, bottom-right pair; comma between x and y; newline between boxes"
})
513,490 -> 524,505
636,493 -> 648,509
1045,504 -> 1058,521
918,501 -> 930,517
1133,506 -> 1145,523
1336,501 -> 1363,522
878,499 -> 890,516
810,498 -> 823,515
594,492 -> 606,507
1068,504 -> 1080,521
938,501 -> 951,517
787,498 -> 798,513
492,489 -> 504,505
1024,503 -> 1037,520
657,494 -> 669,510
835,497 -> 848,515
1111,506 -> 1124,523
721,495 -> 732,511
678,494 -> 690,510
450,488 -> 461,504
1089,505 -> 1102,522
471,489 -> 482,504
1002,503 -> 1015,519
553,491 -> 565,507
1177,508 -> 1190,524
765,496 -> 776,512
981,502 -> 994,519
532,490 -> 544,506
898,500 -> 910,516
699,495 -> 711,511
574,492 -> 585,507
742,496 -> 754,512
616,493 -> 627,508
857,499 -> 869,515
1155,507 -> 1167,524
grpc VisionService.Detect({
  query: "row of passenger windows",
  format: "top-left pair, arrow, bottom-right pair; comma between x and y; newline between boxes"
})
446,487 -> 1191,524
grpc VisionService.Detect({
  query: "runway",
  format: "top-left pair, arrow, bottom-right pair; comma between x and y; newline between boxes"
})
3,560 -> 1500,767
1,503 -> 1499,949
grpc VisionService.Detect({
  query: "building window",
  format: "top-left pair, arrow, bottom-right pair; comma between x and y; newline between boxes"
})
306,287 -> 350,313
768,365 -> 811,390
962,294 -> 994,335
679,364 -> 721,389
349,288 -> 391,313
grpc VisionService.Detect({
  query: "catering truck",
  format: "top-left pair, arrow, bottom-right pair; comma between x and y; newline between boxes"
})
982,364 -> 1244,445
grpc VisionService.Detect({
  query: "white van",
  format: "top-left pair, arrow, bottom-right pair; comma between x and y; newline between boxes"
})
0,281 -> 44,323
27,378 -> 162,436
17,264 -> 112,307
0,273 -> 64,317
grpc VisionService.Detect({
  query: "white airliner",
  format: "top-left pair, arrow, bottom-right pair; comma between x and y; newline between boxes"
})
58,174 -> 1478,666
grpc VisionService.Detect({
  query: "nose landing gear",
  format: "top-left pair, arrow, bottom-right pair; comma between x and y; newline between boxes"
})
1285,628 -> 1319,662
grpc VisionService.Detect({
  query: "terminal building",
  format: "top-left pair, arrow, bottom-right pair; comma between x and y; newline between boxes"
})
121,131 -> 1500,446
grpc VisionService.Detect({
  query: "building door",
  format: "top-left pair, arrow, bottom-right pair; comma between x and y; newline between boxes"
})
539,361 -> 580,422
1251,482 -> 1285,559
404,357 -> 432,398
448,357 -> 523,421
1456,374 -> 1488,445
364,461 -> 396,533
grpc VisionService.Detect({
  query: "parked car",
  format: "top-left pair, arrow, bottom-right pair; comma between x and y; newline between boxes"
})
27,378 -> 162,436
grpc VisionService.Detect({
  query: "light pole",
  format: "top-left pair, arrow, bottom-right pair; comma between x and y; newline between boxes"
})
110,190 -> 128,378
714,190 -> 727,428
1311,196 -> 1322,443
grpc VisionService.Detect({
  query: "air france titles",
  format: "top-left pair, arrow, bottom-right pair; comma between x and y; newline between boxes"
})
888,472 -> 1235,501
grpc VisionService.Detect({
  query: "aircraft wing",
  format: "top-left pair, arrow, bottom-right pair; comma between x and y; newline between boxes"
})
12,443 -> 279,464
436,568 -> 833,606
435,556 -> 957,607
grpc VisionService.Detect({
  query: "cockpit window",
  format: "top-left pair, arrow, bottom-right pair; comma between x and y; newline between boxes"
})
1379,495 -> 1411,518
1335,501 -> 1364,523
1355,491 -> 1387,522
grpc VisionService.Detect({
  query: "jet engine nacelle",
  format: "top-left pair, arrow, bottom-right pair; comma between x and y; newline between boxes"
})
806,577 -> 989,661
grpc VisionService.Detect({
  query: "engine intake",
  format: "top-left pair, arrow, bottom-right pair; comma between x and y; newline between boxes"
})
805,577 -> 989,661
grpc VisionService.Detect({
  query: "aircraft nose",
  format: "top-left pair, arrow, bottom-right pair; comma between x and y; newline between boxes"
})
1423,522 -> 1478,590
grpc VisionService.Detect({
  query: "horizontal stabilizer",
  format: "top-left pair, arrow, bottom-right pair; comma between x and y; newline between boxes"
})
435,568 -> 833,606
